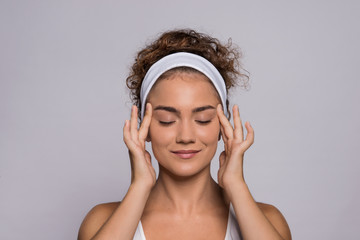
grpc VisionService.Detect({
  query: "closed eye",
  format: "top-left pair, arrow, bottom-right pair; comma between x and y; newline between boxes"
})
196,120 -> 212,125
159,121 -> 175,125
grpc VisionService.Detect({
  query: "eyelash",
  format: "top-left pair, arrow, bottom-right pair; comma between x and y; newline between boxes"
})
196,120 -> 211,125
159,121 -> 175,125
159,120 -> 211,126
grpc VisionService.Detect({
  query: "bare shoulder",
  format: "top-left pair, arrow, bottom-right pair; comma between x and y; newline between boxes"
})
78,202 -> 120,240
256,202 -> 292,240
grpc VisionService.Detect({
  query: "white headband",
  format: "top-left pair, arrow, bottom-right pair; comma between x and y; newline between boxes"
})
140,52 -> 228,119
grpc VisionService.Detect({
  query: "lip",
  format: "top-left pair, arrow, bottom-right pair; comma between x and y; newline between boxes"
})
171,150 -> 201,159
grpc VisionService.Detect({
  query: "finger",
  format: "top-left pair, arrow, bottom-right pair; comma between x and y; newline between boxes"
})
219,151 -> 226,167
217,104 -> 234,140
144,151 -> 152,164
130,105 -> 139,141
220,125 -> 228,153
139,103 -> 152,144
123,120 -> 135,149
123,120 -> 129,143
233,105 -> 244,140
220,125 -> 227,143
242,121 -> 255,150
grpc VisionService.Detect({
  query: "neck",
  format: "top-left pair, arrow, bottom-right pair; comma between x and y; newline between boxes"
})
146,164 -> 225,216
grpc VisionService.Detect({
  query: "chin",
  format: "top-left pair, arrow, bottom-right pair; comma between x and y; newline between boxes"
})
158,160 -> 210,179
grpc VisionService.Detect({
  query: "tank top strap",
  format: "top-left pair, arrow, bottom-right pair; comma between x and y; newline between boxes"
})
224,203 -> 242,240
133,221 -> 146,240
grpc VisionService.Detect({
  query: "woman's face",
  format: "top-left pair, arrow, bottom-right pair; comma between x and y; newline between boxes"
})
147,71 -> 221,177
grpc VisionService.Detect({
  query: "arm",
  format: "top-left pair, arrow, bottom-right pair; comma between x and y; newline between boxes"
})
78,184 -> 152,240
78,104 -> 156,240
226,183 -> 291,240
217,105 -> 291,240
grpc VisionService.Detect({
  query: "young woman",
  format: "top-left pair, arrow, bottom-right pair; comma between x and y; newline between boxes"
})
78,29 -> 291,240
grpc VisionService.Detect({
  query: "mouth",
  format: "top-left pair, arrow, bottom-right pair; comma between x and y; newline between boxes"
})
171,150 -> 201,159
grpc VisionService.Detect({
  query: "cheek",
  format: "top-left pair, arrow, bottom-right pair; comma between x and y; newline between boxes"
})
197,121 -> 220,143
148,123 -> 176,164
148,122 -> 174,146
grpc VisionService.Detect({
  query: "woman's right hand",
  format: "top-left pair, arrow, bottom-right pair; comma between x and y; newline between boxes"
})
123,103 -> 156,189
78,104 -> 155,240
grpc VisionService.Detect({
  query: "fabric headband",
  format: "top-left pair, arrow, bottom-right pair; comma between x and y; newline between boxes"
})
140,52 -> 228,119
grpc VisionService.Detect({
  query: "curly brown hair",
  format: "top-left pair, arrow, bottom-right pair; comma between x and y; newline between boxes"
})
126,29 -> 249,118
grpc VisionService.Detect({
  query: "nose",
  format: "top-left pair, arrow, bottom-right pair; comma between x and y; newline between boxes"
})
176,119 -> 195,144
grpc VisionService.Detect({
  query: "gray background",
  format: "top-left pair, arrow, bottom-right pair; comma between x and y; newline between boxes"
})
1,0 -> 359,239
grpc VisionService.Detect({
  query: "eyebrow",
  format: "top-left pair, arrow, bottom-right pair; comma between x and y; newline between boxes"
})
193,105 -> 216,113
153,105 -> 216,114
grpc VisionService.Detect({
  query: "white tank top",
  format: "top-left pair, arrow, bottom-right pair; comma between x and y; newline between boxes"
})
133,204 -> 241,240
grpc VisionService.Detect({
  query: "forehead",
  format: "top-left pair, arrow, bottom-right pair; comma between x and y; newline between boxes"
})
147,71 -> 221,107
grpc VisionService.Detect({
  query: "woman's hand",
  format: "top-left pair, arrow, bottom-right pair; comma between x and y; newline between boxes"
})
217,104 -> 254,191
123,103 -> 156,189
78,104 -> 156,240
216,105 -> 291,240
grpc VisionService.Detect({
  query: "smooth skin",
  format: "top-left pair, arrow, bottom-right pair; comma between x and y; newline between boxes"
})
78,72 -> 291,240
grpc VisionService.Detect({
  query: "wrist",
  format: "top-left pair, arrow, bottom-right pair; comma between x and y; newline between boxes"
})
223,178 -> 249,201
129,180 -> 153,196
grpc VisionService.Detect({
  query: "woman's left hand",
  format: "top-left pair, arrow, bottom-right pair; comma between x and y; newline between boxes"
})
217,104 -> 254,191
